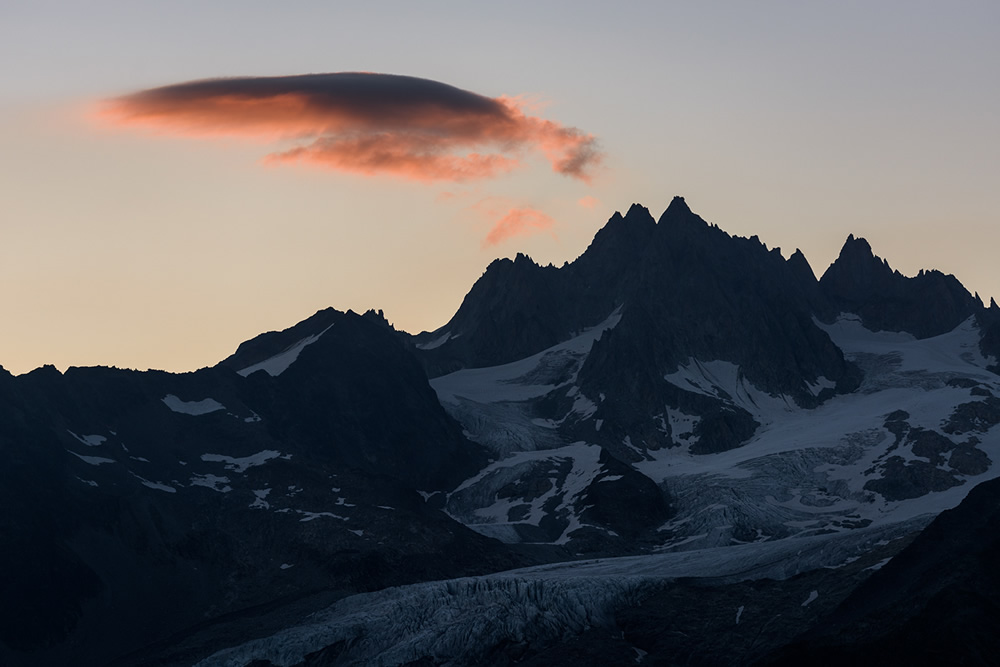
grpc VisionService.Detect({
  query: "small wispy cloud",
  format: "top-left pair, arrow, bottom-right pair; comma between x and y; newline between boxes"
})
99,72 -> 602,183
482,206 -> 555,248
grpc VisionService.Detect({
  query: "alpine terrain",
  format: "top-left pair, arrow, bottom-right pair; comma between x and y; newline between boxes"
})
3,197 -> 999,666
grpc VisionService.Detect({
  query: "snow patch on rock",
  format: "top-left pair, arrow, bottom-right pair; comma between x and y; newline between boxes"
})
68,451 -> 115,466
190,474 -> 233,493
201,450 -> 282,474
238,324 -> 334,377
162,395 -> 226,416
67,431 -> 107,447
250,489 -> 271,510
131,472 -> 177,493
416,331 -> 451,350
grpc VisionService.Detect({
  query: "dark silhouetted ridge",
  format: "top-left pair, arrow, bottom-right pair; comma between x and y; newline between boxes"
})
415,206 -> 658,377
788,248 -> 818,283
765,476 -> 1000,665
574,199 -> 856,454
820,235 -> 977,338
663,194 -> 692,217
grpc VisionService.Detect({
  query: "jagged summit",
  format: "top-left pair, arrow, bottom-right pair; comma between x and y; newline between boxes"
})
831,233 -> 892,270
624,202 -> 654,220
413,197 -> 863,458
787,247 -> 818,282
821,234 -> 896,300
661,194 -> 692,217
589,203 -> 655,242
409,196 -> 998,461
361,308 -> 395,330
821,233 -> 977,338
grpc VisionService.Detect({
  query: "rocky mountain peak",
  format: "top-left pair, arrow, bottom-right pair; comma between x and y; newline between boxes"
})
579,206 -> 656,266
826,234 -> 891,283
787,247 -> 818,283
513,251 -> 536,265
654,195 -> 713,242
820,235 -> 977,338
623,202 -> 654,222
820,234 -> 901,306
662,195 -> 692,217
362,308 -> 395,330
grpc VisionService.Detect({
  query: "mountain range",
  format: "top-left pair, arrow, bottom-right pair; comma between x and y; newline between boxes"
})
2,197 -> 998,666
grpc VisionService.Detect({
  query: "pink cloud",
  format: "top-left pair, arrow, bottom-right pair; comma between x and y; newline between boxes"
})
578,195 -> 600,209
99,73 -> 602,183
482,207 -> 556,247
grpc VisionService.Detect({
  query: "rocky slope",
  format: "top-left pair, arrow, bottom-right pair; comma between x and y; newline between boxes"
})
0,310 -> 519,667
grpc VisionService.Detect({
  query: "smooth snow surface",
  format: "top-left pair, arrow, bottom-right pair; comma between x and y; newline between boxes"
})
432,307 -> 621,406
865,557 -> 893,572
162,394 -> 226,416
819,314 -> 994,376
238,324 -> 334,377
415,331 -> 451,350
431,307 -> 621,455
68,451 -> 115,466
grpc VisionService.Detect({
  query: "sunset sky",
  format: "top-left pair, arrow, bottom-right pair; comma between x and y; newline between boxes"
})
2,1 -> 998,376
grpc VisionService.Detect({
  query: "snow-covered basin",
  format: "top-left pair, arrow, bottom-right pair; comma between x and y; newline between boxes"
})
638,314 -> 1000,529
431,306 -> 621,405
197,518 -> 921,667
822,312 -> 995,374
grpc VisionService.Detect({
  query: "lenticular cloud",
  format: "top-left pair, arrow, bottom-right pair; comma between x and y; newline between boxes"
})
101,72 -> 601,183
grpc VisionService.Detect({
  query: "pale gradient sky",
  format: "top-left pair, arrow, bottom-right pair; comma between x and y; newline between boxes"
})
2,1 -> 998,375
